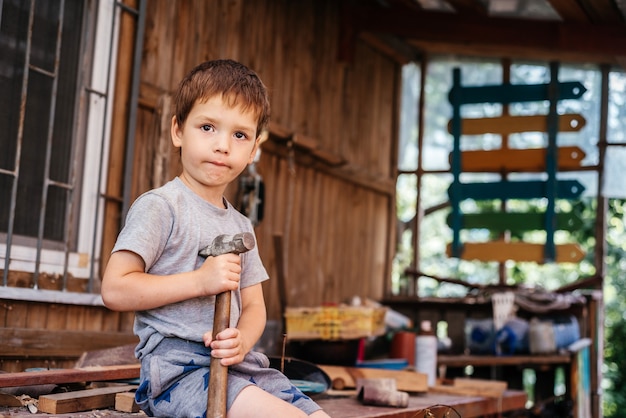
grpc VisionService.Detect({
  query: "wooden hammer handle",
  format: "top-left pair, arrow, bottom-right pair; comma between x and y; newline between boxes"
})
207,290 -> 231,418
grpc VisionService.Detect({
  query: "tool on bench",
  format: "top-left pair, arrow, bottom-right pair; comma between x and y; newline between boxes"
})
199,232 -> 255,418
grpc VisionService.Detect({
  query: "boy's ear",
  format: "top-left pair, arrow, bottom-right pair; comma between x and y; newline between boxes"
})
171,116 -> 183,147
248,136 -> 261,164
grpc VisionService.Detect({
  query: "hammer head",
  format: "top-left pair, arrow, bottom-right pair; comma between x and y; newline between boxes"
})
199,232 -> 256,258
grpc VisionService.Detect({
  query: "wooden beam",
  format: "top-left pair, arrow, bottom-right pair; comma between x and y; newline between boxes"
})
38,385 -> 137,414
575,0 -> 625,24
348,5 -> 626,62
0,365 -> 140,388
445,0 -> 488,15
546,0 -> 591,22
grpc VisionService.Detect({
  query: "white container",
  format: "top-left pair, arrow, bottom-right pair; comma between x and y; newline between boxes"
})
415,320 -> 437,387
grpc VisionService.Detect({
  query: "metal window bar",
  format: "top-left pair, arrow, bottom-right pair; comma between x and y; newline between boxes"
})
1,0 -> 146,301
2,0 -> 36,288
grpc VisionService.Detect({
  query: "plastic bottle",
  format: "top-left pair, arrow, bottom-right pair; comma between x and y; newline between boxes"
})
415,320 -> 437,387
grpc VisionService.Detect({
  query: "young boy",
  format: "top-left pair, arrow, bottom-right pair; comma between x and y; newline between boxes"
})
102,60 -> 330,418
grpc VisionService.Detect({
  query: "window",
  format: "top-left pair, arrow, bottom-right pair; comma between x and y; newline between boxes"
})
0,0 -> 84,246
394,58 -> 615,296
0,0 -> 143,301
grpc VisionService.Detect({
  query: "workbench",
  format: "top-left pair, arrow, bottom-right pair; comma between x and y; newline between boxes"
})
316,390 -> 527,417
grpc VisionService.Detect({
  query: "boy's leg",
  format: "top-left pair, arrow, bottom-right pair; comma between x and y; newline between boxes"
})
228,386 -> 330,418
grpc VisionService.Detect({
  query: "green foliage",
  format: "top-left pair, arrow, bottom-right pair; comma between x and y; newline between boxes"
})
603,198 -> 626,417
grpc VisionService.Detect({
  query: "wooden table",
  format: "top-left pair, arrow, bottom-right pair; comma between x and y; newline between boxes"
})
315,390 -> 527,418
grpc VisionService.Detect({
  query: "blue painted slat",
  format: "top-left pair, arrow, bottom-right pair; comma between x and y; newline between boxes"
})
450,68 -> 463,257
448,81 -> 587,105
448,179 -> 585,201
544,62 -> 560,261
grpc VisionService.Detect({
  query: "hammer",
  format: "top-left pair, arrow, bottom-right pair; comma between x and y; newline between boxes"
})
199,232 -> 255,418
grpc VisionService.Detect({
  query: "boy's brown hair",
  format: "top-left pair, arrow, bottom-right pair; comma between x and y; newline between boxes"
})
173,59 -> 270,136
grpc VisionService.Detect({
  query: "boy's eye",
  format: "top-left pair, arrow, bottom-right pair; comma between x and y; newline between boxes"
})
234,132 -> 248,140
200,124 -> 214,132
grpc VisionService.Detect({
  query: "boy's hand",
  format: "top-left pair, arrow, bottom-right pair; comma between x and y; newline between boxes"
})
203,328 -> 247,366
197,253 -> 241,296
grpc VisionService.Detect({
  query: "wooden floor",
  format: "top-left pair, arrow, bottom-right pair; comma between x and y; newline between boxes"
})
0,407 -> 145,417
317,390 -> 527,418
1,390 -> 527,418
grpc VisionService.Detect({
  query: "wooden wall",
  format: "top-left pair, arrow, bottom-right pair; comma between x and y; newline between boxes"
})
0,299 -> 137,373
0,0 -> 401,372
129,0 -> 401,321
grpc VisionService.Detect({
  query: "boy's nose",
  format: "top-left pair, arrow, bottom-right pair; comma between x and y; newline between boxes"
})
213,133 -> 230,153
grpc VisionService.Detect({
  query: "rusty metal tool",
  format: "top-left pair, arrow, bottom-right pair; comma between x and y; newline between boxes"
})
199,232 -> 255,418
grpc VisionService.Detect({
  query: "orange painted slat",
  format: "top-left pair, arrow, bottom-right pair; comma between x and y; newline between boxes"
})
456,146 -> 585,172
448,113 -> 586,135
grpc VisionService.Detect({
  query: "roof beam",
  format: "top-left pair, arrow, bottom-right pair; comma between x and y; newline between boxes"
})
575,0 -> 625,24
445,0 -> 488,15
341,5 -> 626,64
546,0 -> 590,22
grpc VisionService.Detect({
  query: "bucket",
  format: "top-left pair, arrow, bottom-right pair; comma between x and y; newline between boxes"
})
529,316 -> 580,354
465,318 -> 496,354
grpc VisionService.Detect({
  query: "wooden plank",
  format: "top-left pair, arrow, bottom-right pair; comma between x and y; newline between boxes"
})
431,378 -> 507,398
38,385 -> 136,414
454,146 -> 586,172
319,365 -> 428,392
0,327 -> 138,358
448,114 -> 586,135
454,377 -> 507,390
0,365 -> 140,388
447,241 -> 585,263
446,211 -> 583,232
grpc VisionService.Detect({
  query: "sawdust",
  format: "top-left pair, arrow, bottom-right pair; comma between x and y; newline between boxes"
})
0,406 -> 146,417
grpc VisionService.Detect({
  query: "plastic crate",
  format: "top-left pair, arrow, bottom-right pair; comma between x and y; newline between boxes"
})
284,306 -> 387,340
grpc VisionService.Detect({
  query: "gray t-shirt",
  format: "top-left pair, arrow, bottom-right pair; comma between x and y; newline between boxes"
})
112,177 -> 269,359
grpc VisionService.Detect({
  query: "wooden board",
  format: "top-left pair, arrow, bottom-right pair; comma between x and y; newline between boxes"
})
115,391 -> 140,413
38,385 -> 136,414
448,114 -> 586,135
454,146 -> 586,172
0,327 -> 138,358
431,377 -> 507,398
0,364 -> 140,388
447,241 -> 585,263
319,365 -> 428,392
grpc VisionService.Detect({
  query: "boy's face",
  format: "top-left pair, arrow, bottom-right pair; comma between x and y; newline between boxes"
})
171,95 -> 260,205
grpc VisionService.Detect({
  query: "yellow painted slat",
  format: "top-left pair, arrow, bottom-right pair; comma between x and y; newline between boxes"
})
447,241 -> 585,263
448,113 -> 586,135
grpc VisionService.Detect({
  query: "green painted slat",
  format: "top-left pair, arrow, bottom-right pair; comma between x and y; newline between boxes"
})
446,212 -> 583,232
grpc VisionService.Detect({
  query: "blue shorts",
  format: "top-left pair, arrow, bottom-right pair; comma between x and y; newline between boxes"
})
134,337 -> 322,417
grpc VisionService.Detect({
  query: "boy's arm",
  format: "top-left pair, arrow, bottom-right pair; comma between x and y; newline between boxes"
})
101,249 -> 242,312
236,283 -> 267,351
207,283 -> 267,365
